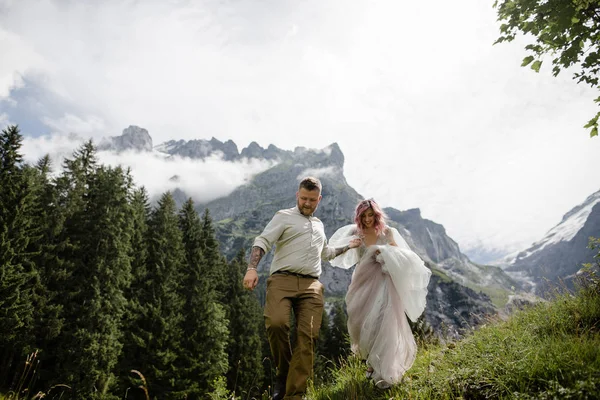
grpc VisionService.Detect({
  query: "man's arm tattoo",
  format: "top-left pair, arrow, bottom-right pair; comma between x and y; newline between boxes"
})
333,245 -> 350,257
248,246 -> 265,269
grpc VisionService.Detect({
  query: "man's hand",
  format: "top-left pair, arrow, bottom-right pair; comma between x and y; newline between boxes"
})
244,269 -> 259,290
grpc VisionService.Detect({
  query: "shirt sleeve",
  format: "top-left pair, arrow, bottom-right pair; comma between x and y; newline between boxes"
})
253,211 -> 285,253
321,238 -> 338,261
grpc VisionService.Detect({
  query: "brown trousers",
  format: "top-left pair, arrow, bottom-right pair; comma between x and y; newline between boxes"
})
264,273 -> 324,400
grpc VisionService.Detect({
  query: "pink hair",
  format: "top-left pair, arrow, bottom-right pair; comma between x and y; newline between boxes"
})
354,198 -> 387,236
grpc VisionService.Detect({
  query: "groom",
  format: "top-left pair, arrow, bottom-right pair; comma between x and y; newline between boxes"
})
243,176 -> 360,400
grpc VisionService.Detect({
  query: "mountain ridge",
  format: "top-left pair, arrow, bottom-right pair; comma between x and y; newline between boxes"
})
504,189 -> 600,295
97,125 -> 531,336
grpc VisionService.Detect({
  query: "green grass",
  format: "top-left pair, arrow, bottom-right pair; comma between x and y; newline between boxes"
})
431,266 -> 453,283
463,281 -> 511,309
307,278 -> 600,399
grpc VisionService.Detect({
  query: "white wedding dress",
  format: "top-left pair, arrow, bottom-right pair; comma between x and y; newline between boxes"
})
329,225 -> 431,388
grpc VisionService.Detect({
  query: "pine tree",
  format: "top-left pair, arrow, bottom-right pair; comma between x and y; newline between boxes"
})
129,187 -> 150,296
224,249 -> 264,398
178,199 -> 229,398
31,148 -> 97,389
0,125 -> 39,386
26,155 -> 64,389
28,156 -> 62,345
128,192 -> 186,399
45,141 -> 98,390
199,209 -> 227,302
54,162 -> 135,399
118,187 -> 150,396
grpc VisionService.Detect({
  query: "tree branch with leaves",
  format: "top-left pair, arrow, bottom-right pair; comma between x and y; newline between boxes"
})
494,0 -> 600,137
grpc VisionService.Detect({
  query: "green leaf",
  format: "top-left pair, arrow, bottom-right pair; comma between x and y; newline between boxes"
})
591,126 -> 598,138
531,60 -> 542,72
583,113 -> 599,129
521,56 -> 535,67
571,17 -> 580,24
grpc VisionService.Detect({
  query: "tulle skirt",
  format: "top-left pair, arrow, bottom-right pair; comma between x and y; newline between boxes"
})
346,246 -> 429,387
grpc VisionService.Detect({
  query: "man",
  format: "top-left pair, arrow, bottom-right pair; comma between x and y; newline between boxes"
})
243,176 -> 360,400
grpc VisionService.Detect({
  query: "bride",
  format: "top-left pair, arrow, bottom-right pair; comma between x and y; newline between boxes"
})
329,199 -> 431,388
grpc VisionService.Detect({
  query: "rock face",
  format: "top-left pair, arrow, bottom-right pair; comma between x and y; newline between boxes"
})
155,137 -> 293,161
505,189 -> 600,296
385,208 -> 467,264
98,125 -> 153,152
426,273 -> 497,337
385,207 -> 522,308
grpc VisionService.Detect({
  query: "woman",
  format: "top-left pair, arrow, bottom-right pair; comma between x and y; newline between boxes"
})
329,199 -> 431,389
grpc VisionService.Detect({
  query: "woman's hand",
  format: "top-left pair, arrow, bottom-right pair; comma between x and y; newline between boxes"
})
349,238 -> 362,248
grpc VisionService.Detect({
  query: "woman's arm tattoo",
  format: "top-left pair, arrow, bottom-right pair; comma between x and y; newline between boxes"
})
248,246 -> 265,269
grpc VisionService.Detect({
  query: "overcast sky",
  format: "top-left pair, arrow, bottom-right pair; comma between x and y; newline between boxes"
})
1,0 -> 599,261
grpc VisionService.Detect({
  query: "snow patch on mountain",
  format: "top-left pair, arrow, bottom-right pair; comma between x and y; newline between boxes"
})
154,140 -> 186,153
508,190 -> 600,266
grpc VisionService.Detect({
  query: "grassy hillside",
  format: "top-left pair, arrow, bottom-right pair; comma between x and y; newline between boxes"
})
2,279 -> 597,400
307,274 -> 600,400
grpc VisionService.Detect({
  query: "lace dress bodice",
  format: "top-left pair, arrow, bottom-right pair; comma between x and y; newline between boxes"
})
356,228 -> 394,259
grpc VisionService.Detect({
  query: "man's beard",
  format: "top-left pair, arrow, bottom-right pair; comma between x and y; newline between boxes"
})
297,201 -> 316,216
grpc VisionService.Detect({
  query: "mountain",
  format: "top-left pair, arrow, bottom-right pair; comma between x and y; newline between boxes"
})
154,137 -> 292,161
190,140 -> 516,337
463,245 -> 513,265
98,125 -> 153,152
98,125 -> 293,161
384,208 -> 521,308
96,126 -> 521,337
504,189 -> 600,296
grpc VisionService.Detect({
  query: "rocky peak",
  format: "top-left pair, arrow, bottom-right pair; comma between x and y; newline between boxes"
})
240,141 -> 263,159
207,137 -> 239,161
240,142 -> 291,161
292,142 -> 344,169
156,136 -> 293,162
98,125 -> 153,152
154,135 -> 342,168
385,207 -> 466,264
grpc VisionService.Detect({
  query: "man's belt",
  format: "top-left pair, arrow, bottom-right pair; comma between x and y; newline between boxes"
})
272,270 -> 319,280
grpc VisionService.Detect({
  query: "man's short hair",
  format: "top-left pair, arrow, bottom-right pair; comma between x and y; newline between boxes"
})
298,176 -> 322,192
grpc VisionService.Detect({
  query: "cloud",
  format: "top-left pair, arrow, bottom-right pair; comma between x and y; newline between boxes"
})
96,151 -> 276,204
297,166 -> 338,180
0,26 -> 47,99
0,112 -> 12,126
42,113 -> 109,140
21,133 -> 276,204
21,131 -> 86,169
2,0 -> 600,258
